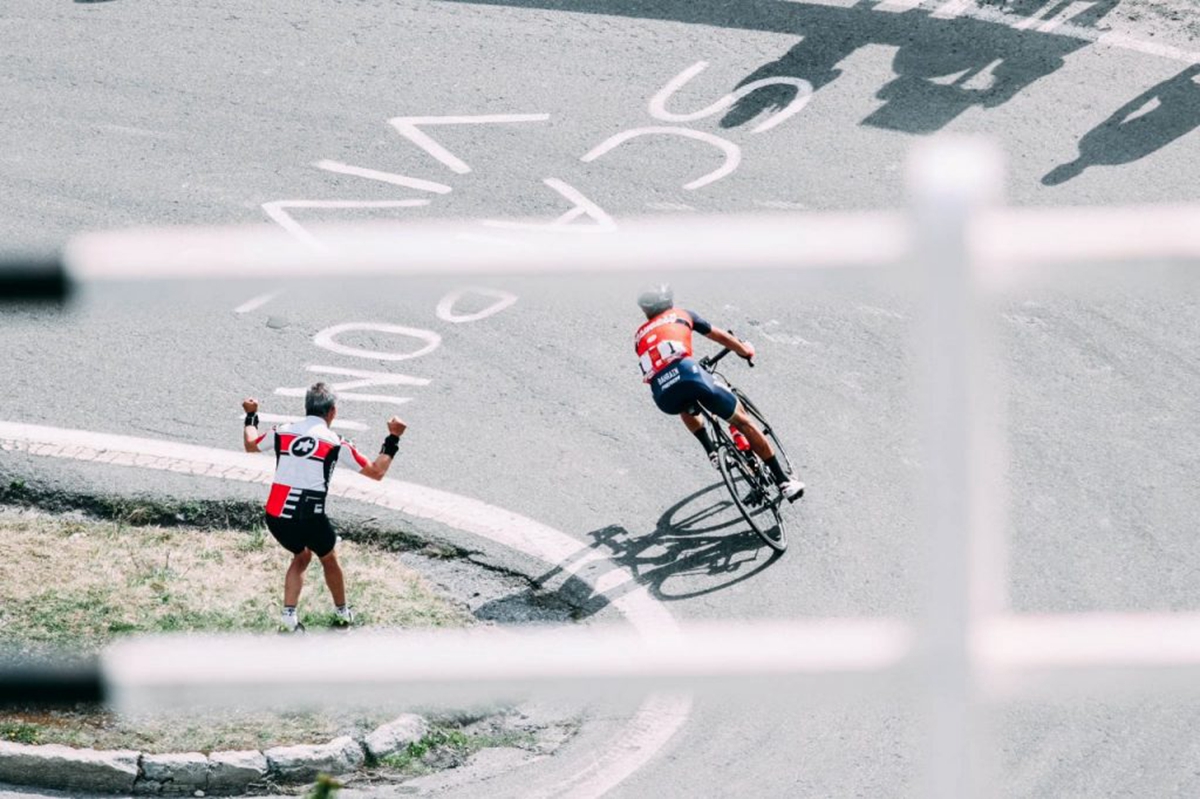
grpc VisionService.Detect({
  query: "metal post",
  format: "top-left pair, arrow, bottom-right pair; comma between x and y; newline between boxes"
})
0,254 -> 69,303
909,137 -> 1007,799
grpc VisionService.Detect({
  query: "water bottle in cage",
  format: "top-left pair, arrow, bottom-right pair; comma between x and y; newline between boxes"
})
730,425 -> 751,452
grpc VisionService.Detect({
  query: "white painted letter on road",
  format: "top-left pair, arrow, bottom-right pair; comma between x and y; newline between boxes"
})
263,200 -> 432,250
649,61 -> 814,134
313,323 -> 442,361
436,288 -> 518,324
275,365 -> 431,407
483,178 -> 616,232
388,113 -> 551,175
581,127 -> 741,191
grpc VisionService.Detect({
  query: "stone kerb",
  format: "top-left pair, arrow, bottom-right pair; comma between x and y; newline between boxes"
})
0,714 -> 424,794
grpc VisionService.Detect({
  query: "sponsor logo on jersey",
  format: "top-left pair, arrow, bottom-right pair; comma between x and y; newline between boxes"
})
289,436 -> 318,458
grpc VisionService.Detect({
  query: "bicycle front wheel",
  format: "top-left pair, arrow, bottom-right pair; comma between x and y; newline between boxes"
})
717,445 -> 787,552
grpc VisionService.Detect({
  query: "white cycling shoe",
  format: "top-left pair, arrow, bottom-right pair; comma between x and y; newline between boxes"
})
280,611 -> 305,634
778,478 -> 805,502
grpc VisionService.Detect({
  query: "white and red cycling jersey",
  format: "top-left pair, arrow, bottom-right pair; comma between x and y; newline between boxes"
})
254,416 -> 370,519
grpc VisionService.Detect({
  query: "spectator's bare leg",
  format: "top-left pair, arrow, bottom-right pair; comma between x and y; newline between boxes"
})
319,550 -> 347,607
284,549 -> 312,607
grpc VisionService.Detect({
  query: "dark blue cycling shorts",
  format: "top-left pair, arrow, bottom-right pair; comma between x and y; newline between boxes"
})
649,357 -> 738,421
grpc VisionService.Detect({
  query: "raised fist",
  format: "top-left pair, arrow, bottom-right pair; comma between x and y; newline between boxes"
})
387,417 -> 407,437
242,398 -> 259,414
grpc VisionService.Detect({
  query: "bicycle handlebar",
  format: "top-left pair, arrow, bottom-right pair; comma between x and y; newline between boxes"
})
699,331 -> 754,370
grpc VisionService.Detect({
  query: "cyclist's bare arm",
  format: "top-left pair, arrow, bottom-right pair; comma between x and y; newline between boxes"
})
242,398 -> 262,452
358,417 -> 406,481
704,327 -> 755,360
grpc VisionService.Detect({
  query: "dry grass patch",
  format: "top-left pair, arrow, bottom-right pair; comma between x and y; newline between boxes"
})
0,509 -> 471,652
0,507 -> 474,753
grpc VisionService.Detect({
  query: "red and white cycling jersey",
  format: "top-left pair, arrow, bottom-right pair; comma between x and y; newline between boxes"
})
635,307 -> 697,381
254,416 -> 370,519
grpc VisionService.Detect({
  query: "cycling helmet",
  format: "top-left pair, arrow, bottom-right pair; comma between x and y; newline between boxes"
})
637,283 -> 674,317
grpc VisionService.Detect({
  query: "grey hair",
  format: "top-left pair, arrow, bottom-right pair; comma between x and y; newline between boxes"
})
305,382 -> 337,417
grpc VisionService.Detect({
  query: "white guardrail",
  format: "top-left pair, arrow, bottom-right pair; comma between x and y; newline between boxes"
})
13,137 -> 1200,798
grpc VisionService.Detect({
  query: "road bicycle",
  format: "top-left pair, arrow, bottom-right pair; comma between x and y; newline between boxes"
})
694,342 -> 798,552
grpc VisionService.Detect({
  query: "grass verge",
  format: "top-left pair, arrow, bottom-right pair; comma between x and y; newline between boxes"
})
374,724 -> 539,775
0,506 -> 474,753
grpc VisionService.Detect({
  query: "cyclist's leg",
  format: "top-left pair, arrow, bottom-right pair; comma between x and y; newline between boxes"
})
728,403 -> 797,491
694,371 -> 776,461
698,375 -> 801,496
728,404 -> 775,461
651,361 -> 717,458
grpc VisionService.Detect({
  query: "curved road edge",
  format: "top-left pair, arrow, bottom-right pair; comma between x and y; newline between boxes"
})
0,420 -> 692,799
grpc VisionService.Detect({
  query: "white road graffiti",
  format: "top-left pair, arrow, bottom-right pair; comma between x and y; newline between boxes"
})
649,60 -> 814,133
261,199 -> 431,250
234,291 -> 282,314
388,113 -> 553,174
581,126 -> 742,191
257,291 -> 520,430
436,287 -> 519,323
313,159 -> 453,194
482,178 -> 616,232
312,322 -> 443,362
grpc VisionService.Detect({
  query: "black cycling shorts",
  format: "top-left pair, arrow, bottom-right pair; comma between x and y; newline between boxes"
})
650,357 -> 738,420
265,514 -> 337,558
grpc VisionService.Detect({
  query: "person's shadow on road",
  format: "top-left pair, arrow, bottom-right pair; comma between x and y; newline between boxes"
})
721,0 -> 1118,135
1044,64 -> 1200,185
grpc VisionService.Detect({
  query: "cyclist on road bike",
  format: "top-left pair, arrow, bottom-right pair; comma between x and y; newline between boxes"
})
635,284 -> 804,502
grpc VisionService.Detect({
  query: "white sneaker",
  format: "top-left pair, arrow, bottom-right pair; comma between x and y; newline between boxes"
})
333,605 -> 355,627
778,478 -> 805,502
280,611 -> 304,633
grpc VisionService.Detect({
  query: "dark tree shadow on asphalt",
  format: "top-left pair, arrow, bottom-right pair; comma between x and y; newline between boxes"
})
1043,64 -> 1200,185
436,0 -> 1117,135
475,483 -> 784,621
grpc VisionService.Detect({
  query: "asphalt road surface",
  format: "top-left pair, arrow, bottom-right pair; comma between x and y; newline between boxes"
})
2,1 -> 1199,797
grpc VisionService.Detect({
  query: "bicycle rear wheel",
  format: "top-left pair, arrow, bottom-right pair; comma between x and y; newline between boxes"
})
716,443 -> 787,552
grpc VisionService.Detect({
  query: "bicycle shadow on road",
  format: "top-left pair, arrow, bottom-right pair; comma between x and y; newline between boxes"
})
473,483 -> 785,623
437,0 -> 1118,135
589,482 -> 785,602
1044,64 -> 1200,185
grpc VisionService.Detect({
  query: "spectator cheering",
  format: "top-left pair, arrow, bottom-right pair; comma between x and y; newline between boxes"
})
241,383 -> 405,632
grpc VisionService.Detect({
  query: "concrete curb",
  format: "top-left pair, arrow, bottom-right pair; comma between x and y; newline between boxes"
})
0,713 -> 428,795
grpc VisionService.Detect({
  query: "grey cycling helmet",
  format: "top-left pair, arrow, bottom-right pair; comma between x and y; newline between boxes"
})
637,283 -> 674,316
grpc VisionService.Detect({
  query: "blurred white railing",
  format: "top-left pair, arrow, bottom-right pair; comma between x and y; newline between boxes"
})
13,137 -> 1200,798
